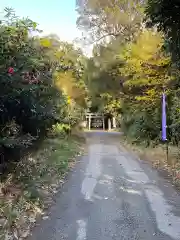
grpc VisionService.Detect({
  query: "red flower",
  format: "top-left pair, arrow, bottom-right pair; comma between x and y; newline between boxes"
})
8,67 -> 14,75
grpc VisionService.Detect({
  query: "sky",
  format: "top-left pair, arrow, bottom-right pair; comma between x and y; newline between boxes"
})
0,0 -> 81,43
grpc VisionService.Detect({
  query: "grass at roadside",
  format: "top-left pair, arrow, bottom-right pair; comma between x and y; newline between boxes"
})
0,135 -> 84,240
120,137 -> 180,188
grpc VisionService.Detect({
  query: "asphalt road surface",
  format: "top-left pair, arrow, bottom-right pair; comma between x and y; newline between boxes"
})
29,131 -> 180,240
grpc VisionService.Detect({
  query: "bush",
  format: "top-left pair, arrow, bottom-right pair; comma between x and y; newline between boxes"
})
49,123 -> 71,138
0,9 -> 86,173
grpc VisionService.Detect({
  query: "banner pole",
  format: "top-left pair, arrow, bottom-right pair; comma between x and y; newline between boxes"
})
162,91 -> 168,162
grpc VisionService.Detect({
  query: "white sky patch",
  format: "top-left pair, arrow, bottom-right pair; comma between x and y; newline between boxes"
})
0,0 -> 93,56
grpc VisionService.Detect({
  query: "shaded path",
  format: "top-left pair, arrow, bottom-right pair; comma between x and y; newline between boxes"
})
28,131 -> 180,240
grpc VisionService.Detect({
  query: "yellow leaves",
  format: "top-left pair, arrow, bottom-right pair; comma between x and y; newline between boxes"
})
146,88 -> 158,98
135,88 -> 160,104
121,29 -> 172,88
55,71 -> 75,96
67,96 -> 71,105
54,50 -> 64,59
126,30 -> 164,70
124,30 -> 162,60
54,71 -> 85,106
131,30 -> 163,61
40,38 -> 51,48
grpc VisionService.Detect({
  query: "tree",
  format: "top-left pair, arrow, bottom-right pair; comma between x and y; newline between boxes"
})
120,29 -> 171,96
76,0 -> 145,44
146,0 -> 180,64
0,9 -> 87,169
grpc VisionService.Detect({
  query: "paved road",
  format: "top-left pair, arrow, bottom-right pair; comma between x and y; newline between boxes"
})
29,131 -> 180,240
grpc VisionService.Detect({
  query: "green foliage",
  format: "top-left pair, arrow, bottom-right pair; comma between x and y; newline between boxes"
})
146,0 -> 180,64
120,29 -> 171,98
0,9 -> 86,172
79,0 -> 180,146
50,123 -> 71,138
144,0 -> 180,146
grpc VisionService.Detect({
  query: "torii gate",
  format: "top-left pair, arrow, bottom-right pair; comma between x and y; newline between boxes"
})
85,112 -> 116,130
85,113 -> 105,130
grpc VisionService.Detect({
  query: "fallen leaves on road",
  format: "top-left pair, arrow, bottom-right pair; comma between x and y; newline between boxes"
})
0,136 -> 84,239
121,138 -> 180,189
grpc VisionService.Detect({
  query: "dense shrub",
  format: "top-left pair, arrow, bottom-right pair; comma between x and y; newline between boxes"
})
0,9 -> 86,172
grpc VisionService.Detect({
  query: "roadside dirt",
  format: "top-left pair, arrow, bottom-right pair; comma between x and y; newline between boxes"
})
120,138 -> 180,190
